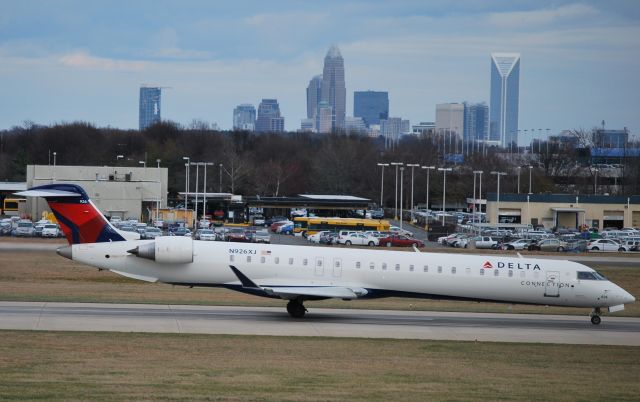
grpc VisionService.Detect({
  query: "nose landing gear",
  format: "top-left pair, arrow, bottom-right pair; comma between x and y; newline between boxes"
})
287,300 -> 307,318
590,308 -> 601,325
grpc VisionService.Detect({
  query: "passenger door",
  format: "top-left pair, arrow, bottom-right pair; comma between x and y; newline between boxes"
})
314,257 -> 324,276
544,271 -> 560,297
332,258 -> 342,278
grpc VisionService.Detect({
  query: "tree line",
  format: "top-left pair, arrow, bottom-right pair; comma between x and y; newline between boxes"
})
1,122 -> 638,208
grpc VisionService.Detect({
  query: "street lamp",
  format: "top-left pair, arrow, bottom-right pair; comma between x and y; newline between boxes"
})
406,163 -> 420,221
390,162 -> 403,220
516,166 -> 521,194
52,152 -> 57,181
491,171 -> 507,224
377,163 -> 389,207
190,162 -> 201,227
138,160 -> 146,169
219,163 -> 223,192
183,157 -> 190,226
202,162 -> 214,220
116,154 -> 123,163
528,165 -> 533,194
594,168 -> 599,194
399,167 -> 405,230
473,170 -> 483,229
422,166 -> 435,230
155,159 -> 161,223
438,167 -> 452,225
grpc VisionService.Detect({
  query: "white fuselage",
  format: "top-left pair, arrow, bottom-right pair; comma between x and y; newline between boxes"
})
69,239 -> 635,309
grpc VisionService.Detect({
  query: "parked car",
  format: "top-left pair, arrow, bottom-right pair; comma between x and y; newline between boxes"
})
277,223 -> 294,235
389,226 -> 413,237
252,215 -> 266,226
143,227 -> 163,239
195,229 -> 216,241
586,238 -> 622,252
370,209 -> 385,219
265,216 -> 288,227
13,220 -> 35,237
226,228 -> 250,242
337,233 -> 379,247
135,223 -> 148,235
471,236 -> 499,249
319,232 -> 338,245
502,238 -> 537,250
198,219 -> 211,229
34,219 -> 50,237
41,224 -> 59,238
528,238 -> 568,252
270,220 -> 291,232
252,230 -> 271,244
170,227 -> 192,237
308,231 -> 332,244
618,239 -> 640,252
379,234 -> 424,248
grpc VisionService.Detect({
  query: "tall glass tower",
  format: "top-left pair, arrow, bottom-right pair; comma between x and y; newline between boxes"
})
139,86 -> 161,130
489,53 -> 520,148
233,104 -> 256,131
321,45 -> 346,131
255,99 -> 284,133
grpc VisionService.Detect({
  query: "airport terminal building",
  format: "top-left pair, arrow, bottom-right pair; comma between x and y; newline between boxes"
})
25,165 -> 168,221
485,193 -> 640,230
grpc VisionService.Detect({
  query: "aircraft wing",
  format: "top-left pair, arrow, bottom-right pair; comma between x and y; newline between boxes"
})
229,265 -> 368,300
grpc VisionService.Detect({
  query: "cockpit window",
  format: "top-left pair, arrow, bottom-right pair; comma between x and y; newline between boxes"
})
577,271 -> 607,280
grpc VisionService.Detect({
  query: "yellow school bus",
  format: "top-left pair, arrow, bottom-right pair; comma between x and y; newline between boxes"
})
293,217 -> 311,236
305,217 -> 390,235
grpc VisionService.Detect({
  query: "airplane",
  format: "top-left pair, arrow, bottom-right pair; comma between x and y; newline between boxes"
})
17,183 -> 635,325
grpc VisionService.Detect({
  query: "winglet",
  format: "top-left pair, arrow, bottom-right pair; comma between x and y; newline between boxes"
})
229,265 -> 261,289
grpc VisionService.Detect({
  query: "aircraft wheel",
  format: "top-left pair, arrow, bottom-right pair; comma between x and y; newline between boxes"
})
287,300 -> 306,318
590,315 -> 601,325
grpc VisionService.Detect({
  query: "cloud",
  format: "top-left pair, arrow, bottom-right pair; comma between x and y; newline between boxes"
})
58,51 -> 149,71
487,3 -> 599,29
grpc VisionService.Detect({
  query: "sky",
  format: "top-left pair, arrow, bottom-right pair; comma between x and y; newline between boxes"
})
1,0 -> 639,141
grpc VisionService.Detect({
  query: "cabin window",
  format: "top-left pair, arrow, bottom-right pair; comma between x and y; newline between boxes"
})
303,259 -> 308,266
423,265 -> 428,273
395,264 -> 400,271
382,263 -> 387,270
451,267 -> 456,274
409,264 -> 414,272
246,256 -> 251,263
437,266 -> 442,274
289,258 -> 294,265
508,270 -> 513,278
494,269 -> 499,277
261,256 -> 266,264
465,268 -> 471,275
356,262 -> 361,269
230,255 -> 234,262
335,260 -> 341,268
274,257 -> 280,264
370,262 -> 375,270
317,260 -> 322,267
480,268 -> 485,276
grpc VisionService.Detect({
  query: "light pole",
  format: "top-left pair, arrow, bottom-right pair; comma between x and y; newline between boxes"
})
183,156 -> 190,226
219,163 -> 223,192
516,166 -> 521,194
138,160 -> 146,169
438,167 -> 452,225
116,154 -> 123,164
390,162 -> 403,220
377,163 -> 389,207
191,162 -> 200,227
202,162 -> 214,220
473,170 -> 483,229
594,168 -> 599,194
406,163 -> 420,221
422,166 -> 435,229
528,165 -> 533,194
399,167 -> 405,230
156,159 -> 161,223
491,171 -> 507,224
52,152 -> 57,181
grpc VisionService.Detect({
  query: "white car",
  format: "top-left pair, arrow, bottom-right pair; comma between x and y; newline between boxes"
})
587,238 -> 622,252
308,231 -> 331,244
471,236 -> 498,249
41,224 -> 59,238
195,229 -> 216,241
502,239 -> 536,250
337,233 -> 379,247
390,226 -> 413,237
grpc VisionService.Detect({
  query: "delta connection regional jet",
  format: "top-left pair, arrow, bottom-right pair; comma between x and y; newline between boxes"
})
17,184 -> 635,325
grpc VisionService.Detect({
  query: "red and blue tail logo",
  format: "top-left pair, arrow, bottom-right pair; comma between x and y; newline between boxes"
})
16,184 -> 126,245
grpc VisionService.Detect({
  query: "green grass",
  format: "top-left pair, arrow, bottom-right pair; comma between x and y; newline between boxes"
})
0,331 -> 639,401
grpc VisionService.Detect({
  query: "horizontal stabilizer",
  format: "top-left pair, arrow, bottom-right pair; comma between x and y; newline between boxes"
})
263,286 -> 366,300
15,189 -> 81,198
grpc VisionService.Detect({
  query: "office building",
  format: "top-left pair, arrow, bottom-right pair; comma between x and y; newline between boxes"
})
490,52 -> 520,147
344,116 -> 367,134
306,75 -> 323,123
321,45 -> 346,131
300,118 -> 315,132
354,91 -> 389,127
463,102 -> 489,144
255,99 -> 285,133
317,101 -> 333,134
233,104 -> 256,131
139,86 -> 161,130
436,103 -> 464,139
381,117 -> 408,148
412,122 -> 436,136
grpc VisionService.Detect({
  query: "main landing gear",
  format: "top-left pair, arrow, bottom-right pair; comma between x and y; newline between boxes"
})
590,308 -> 602,325
286,300 -> 307,318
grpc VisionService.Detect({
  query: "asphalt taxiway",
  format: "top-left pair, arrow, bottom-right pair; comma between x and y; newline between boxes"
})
1,301 -> 639,346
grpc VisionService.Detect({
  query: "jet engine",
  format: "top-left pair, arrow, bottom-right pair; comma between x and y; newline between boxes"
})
128,236 -> 193,264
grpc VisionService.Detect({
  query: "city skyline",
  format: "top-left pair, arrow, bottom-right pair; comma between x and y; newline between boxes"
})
1,1 -> 639,138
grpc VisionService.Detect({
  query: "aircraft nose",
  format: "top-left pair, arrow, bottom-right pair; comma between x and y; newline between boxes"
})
57,245 -> 72,260
623,291 -> 636,304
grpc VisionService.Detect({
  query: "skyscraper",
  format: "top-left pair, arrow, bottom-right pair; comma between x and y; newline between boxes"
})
490,53 -> 520,147
321,45 -> 346,131
255,99 -> 285,133
139,86 -> 161,130
463,102 -> 489,145
233,104 -> 256,131
306,75 -> 323,124
317,101 -> 333,134
435,103 -> 465,139
354,91 -> 389,127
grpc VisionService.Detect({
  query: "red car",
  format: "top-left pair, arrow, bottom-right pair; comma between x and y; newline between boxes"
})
379,234 -> 424,248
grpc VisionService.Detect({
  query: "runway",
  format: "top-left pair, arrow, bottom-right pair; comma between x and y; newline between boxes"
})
1,301 -> 639,346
